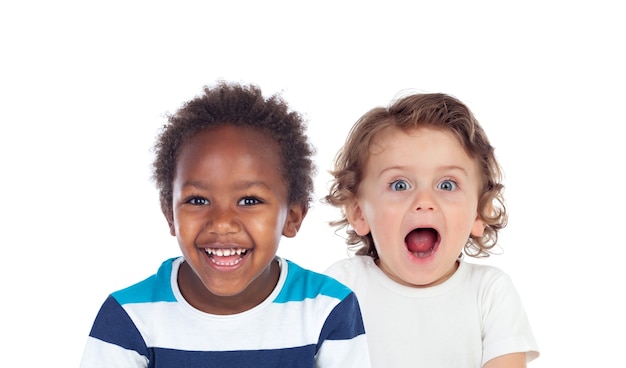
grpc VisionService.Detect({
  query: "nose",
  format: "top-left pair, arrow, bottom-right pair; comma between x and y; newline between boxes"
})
413,188 -> 436,212
206,206 -> 240,235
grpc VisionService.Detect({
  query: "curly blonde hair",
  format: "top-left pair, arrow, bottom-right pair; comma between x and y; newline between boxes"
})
324,92 -> 507,258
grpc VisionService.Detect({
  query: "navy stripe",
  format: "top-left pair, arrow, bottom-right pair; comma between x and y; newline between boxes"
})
150,345 -> 316,368
89,295 -> 150,359
319,292 -> 366,344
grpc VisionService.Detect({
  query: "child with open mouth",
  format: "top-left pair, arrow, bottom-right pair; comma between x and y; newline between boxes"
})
324,92 -> 539,368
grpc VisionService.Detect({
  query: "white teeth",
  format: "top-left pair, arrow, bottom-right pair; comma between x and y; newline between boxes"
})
211,257 -> 243,266
412,249 -> 435,258
204,248 -> 249,267
205,248 -> 248,257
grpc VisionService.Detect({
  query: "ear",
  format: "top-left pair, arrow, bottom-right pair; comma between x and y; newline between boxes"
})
470,215 -> 486,237
471,200 -> 492,237
163,207 -> 176,236
282,203 -> 308,238
346,200 -> 371,236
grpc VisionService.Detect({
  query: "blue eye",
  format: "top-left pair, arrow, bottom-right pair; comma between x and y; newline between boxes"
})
391,180 -> 410,192
239,197 -> 261,206
438,180 -> 457,191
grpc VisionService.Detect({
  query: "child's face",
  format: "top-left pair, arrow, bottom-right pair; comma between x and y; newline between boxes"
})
167,125 -> 304,310
348,127 -> 485,287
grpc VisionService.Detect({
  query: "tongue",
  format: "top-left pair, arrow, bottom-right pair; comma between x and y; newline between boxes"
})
405,229 -> 437,253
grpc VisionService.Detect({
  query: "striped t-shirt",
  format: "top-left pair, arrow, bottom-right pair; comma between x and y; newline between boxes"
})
80,257 -> 370,367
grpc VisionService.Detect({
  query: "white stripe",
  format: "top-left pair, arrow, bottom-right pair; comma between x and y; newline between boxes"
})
123,294 -> 342,351
80,336 -> 148,368
315,334 -> 371,367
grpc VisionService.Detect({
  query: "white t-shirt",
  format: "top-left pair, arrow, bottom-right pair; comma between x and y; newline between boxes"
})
325,256 -> 539,368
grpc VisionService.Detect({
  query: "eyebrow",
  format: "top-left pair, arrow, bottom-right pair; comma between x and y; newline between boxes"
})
182,180 -> 272,191
378,165 -> 469,178
438,165 -> 470,176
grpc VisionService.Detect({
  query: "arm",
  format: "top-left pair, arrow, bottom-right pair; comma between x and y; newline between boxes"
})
315,292 -> 371,367
80,296 -> 149,368
484,352 -> 527,368
481,269 -> 539,366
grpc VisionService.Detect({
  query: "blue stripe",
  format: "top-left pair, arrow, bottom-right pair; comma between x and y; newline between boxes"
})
318,292 -> 366,343
89,295 -> 150,358
274,260 -> 351,303
150,345 -> 316,368
112,258 -> 178,305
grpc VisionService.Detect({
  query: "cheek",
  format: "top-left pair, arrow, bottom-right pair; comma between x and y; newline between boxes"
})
249,211 -> 284,239
173,211 -> 202,238
454,207 -> 481,235
362,203 -> 396,233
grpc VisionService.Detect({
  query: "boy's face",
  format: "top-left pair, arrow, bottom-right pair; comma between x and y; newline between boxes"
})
348,126 -> 485,287
166,125 -> 305,313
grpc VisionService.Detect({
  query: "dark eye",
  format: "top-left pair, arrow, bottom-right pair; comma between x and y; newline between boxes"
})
239,197 -> 261,206
391,180 -> 410,192
438,180 -> 458,191
188,197 -> 209,205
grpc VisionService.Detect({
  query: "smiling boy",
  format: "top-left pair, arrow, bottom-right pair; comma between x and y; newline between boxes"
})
170,125 -> 294,315
80,82 -> 370,367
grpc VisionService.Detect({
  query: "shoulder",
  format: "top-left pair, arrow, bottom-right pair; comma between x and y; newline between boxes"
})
460,261 -> 526,310
325,255 -> 372,278
274,258 -> 355,303
323,256 -> 378,295
111,257 -> 180,305
461,261 -> 516,290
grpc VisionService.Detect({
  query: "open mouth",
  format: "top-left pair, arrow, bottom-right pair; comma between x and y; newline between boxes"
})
204,248 -> 249,266
404,228 -> 439,259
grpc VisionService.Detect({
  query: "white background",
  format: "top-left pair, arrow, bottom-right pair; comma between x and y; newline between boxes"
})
1,1 -> 624,366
